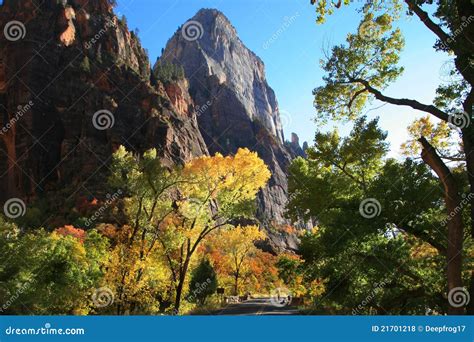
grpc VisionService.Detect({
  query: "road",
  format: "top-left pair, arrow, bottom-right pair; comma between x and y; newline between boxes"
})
207,297 -> 300,315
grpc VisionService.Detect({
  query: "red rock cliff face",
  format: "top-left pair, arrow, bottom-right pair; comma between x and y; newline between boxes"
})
0,0 -> 207,202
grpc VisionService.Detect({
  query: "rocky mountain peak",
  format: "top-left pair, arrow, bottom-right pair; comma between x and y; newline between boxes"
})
193,8 -> 237,33
286,133 -> 306,158
160,8 -> 284,143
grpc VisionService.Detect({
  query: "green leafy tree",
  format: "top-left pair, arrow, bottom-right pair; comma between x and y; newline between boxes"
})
288,118 -> 471,314
153,61 -> 185,84
310,0 -> 474,314
0,217 -> 108,314
188,259 -> 218,305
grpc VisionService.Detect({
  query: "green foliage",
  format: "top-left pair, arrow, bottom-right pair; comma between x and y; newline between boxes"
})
287,116 -> 388,222
153,61 -> 185,84
313,12 -> 404,123
311,0 -> 472,125
288,118 -> 470,314
0,217 -> 109,314
188,259 -> 218,305
79,56 -> 91,73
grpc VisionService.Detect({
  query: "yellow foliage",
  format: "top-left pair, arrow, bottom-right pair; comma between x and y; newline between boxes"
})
181,148 -> 271,203
205,225 -> 267,295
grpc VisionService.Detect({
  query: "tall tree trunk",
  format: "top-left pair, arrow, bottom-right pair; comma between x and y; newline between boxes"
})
233,270 -> 239,296
419,137 -> 465,315
462,129 -> 474,315
174,256 -> 191,314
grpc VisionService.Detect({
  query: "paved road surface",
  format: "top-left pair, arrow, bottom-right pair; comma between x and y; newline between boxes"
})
208,297 -> 300,315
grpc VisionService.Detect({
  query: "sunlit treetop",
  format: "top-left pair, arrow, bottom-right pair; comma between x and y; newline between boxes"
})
313,11 -> 404,123
180,148 -> 271,219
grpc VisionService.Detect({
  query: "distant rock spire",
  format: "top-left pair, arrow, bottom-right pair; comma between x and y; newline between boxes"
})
159,8 -> 284,143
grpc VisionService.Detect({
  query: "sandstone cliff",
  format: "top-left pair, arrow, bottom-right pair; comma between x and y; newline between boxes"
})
0,0 -> 207,203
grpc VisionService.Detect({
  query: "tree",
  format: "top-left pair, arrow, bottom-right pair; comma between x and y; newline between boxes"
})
310,0 -> 473,314
108,147 -> 270,313
188,259 -> 217,305
165,149 -> 270,311
107,146 -> 182,314
287,118 -> 470,314
0,217 -> 109,314
153,61 -> 185,84
276,254 -> 309,301
401,116 -> 460,161
206,225 -> 266,295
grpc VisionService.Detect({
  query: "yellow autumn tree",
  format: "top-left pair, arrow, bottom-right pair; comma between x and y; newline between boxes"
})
206,225 -> 266,295
162,148 -> 271,311
107,146 -> 270,314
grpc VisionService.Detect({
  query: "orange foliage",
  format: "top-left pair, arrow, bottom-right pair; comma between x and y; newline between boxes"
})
75,196 -> 99,215
54,225 -> 86,242
97,224 -> 119,240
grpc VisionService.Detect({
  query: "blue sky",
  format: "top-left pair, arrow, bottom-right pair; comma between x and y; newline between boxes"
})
116,0 -> 449,157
